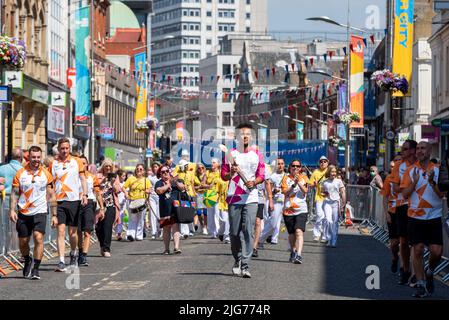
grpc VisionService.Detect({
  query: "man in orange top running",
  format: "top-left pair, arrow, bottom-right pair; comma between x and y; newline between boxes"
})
391,139 -> 417,285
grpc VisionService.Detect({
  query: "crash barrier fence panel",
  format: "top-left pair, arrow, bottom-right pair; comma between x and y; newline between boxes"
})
346,185 -> 449,282
0,196 -> 101,275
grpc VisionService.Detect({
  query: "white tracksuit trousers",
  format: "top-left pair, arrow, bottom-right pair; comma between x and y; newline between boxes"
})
207,204 -> 220,237
149,196 -> 160,236
313,201 -> 326,240
127,210 -> 145,240
217,209 -> 230,240
260,202 -> 283,244
323,199 -> 339,246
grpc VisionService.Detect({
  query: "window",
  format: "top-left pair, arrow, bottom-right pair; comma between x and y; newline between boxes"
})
218,12 -> 222,17
183,66 -> 187,72
219,25 -> 223,31
190,10 -> 194,16
246,0 -> 250,4
222,88 -> 231,102
207,25 -> 212,31
183,24 -> 188,30
246,27 -> 250,33
223,64 -> 231,76
190,66 -> 195,72
207,11 -> 212,17
183,52 -> 187,58
230,25 -> 234,31
246,13 -> 250,19
206,39 -> 212,45
190,38 -> 194,44
190,25 -> 195,30
195,25 -> 200,30
222,112 -> 231,127
207,0 -> 212,2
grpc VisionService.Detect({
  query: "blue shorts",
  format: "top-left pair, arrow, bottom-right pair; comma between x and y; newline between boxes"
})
196,208 -> 207,216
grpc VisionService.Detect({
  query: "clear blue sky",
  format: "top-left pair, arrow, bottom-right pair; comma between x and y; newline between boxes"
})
268,0 -> 386,33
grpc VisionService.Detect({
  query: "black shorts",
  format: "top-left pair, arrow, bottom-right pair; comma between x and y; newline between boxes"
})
79,200 -> 96,232
387,212 -> 399,240
57,201 -> 81,227
16,213 -> 47,238
256,203 -> 264,219
408,217 -> 443,246
396,204 -> 409,237
284,213 -> 308,234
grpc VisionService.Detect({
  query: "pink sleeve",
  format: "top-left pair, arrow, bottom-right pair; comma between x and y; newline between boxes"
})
255,150 -> 265,181
221,153 -> 230,180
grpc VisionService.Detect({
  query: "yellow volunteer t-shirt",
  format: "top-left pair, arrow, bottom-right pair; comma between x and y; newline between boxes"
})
217,178 -> 229,211
173,163 -> 197,197
206,170 -> 221,193
309,169 -> 327,202
123,176 -> 152,200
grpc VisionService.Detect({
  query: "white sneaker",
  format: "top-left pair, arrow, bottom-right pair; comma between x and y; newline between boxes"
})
202,229 -> 208,235
232,260 -> 242,276
313,236 -> 320,242
241,269 -> 251,278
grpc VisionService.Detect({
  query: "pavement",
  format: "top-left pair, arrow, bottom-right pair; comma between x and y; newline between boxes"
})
1,225 -> 449,300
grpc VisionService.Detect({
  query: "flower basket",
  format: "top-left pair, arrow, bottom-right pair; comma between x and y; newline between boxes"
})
371,69 -> 408,95
328,136 -> 341,148
136,117 -> 159,132
0,36 -> 26,70
333,111 -> 361,125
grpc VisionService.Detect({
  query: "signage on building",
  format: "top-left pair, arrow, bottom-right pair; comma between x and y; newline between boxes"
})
146,149 -> 153,158
398,132 -> 410,145
392,0 -> 414,97
350,35 -> 365,128
32,89 -> 49,105
100,127 -> 115,140
379,143 -> 386,154
338,84 -> 348,112
0,86 -> 12,103
51,92 -> 67,106
296,123 -> 304,141
4,71 -> 23,89
67,68 -> 76,89
48,106 -> 65,135
386,130 -> 395,141
421,125 -> 440,142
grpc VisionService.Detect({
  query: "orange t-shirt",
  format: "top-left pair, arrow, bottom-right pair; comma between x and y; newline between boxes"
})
380,174 -> 397,214
391,159 -> 417,207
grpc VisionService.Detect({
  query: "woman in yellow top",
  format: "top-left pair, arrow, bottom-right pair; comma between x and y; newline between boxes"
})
123,164 -> 152,241
217,178 -> 230,243
206,158 -> 221,238
194,163 -> 208,235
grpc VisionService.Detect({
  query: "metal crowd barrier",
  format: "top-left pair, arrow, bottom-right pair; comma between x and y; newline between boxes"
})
0,196 -> 99,276
346,185 -> 449,284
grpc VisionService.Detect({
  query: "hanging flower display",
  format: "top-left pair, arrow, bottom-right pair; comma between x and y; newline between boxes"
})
0,36 -> 26,70
328,136 -> 341,148
333,110 -> 361,125
370,69 -> 409,95
135,117 -> 159,131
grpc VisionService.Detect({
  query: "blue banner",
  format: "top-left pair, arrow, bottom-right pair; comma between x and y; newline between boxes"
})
338,84 -> 348,112
75,6 -> 91,122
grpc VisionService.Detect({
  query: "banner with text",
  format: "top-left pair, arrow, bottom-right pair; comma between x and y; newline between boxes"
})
350,35 -> 365,128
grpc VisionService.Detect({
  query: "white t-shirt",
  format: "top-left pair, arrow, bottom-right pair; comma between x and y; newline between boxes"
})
268,172 -> 286,203
322,178 -> 345,202
149,176 -> 160,199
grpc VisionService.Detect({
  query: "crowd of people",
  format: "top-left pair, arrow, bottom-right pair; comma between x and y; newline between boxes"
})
380,139 -> 449,298
4,124 -> 448,298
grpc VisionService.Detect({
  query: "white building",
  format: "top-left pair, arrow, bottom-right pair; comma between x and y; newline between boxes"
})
151,0 -> 268,91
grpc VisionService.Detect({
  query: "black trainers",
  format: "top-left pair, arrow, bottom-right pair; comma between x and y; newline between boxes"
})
162,249 -> 170,255
408,274 -> 418,288
293,254 -> 303,264
413,284 -> 429,298
252,248 -> 259,258
218,235 -> 224,242
289,251 -> 296,263
398,271 -> 411,285
78,254 -> 89,267
69,253 -> 77,268
23,256 -> 33,278
266,236 -> 272,244
127,235 -> 135,242
391,259 -> 399,273
55,261 -> 67,272
425,270 -> 434,294
30,268 -> 40,280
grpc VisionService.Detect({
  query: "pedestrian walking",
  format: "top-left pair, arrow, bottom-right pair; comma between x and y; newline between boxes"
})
9,146 -> 57,280
115,170 -> 128,241
148,162 -> 161,239
206,158 -> 221,238
221,123 -> 265,278
77,156 -> 104,266
194,163 -> 208,235
281,159 -> 309,264
309,156 -> 329,243
155,165 -> 181,254
50,138 -> 88,271
321,165 -> 346,248
123,164 -> 152,242
96,159 -> 121,257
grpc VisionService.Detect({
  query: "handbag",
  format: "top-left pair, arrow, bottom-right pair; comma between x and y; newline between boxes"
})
171,191 -> 195,224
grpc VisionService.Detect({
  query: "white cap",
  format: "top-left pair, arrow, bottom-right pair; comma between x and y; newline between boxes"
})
179,159 -> 188,168
319,156 -> 329,162
181,149 -> 190,157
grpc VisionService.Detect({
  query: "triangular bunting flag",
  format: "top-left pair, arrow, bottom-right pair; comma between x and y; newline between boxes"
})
363,38 -> 367,47
370,35 -> 375,44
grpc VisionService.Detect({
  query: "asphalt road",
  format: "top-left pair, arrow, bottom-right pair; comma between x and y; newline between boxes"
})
2,225 -> 449,300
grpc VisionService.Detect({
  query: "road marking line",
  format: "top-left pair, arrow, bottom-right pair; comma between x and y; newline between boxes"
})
83,287 -> 91,292
101,277 -> 110,281
73,293 -> 83,297
92,282 -> 100,287
110,272 -> 119,277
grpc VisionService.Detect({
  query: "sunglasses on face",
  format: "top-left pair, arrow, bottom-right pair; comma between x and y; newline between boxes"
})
161,170 -> 169,174
320,160 -> 328,163
291,165 -> 301,168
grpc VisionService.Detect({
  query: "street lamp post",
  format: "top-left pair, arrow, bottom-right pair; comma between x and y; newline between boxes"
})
306,5 -> 368,179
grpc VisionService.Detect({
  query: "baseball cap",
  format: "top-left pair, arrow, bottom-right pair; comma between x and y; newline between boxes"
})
319,156 -> 329,162
181,149 -> 190,157
179,159 -> 188,168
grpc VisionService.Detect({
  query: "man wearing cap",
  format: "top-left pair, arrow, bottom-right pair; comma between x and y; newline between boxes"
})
309,156 -> 330,243
173,150 -> 197,238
